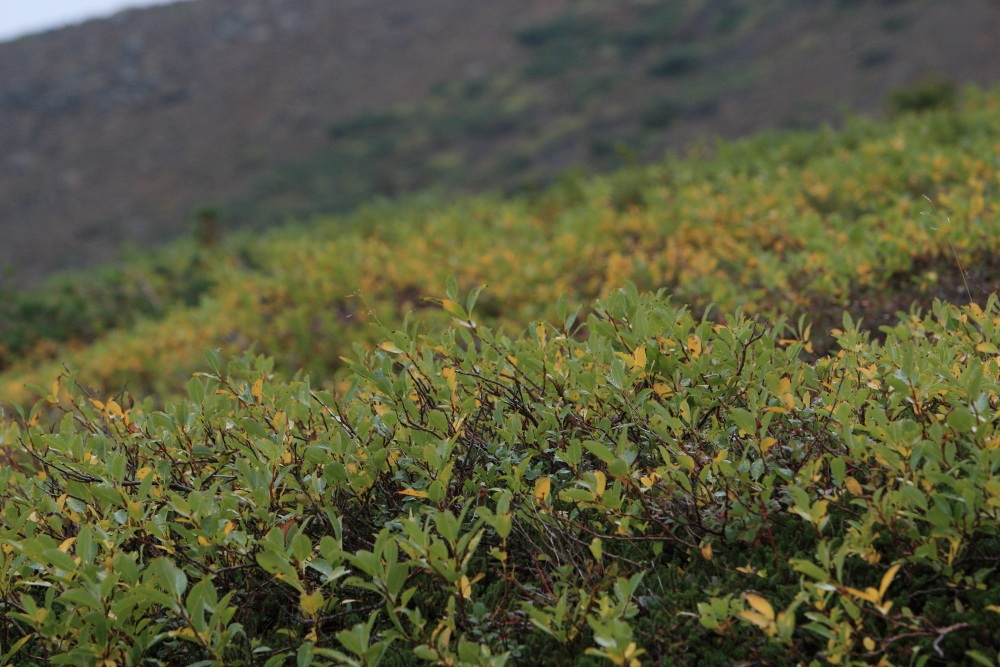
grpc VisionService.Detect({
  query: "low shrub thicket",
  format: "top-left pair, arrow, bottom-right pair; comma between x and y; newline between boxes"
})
4,86 -> 999,408
2,285 -> 998,665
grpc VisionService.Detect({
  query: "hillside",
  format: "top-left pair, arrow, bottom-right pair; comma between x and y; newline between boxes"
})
0,88 -> 998,664
2,85 -> 998,404
2,0 -> 999,285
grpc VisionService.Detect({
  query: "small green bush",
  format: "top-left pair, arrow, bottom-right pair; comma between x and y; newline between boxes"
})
887,79 -> 957,116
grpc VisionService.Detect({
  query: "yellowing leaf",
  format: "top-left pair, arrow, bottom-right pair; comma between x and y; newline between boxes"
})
458,575 -> 473,599
845,477 -> 863,496
440,299 -> 464,318
534,476 -> 552,504
845,586 -> 881,604
745,594 -> 775,621
198,536 -> 211,546
687,335 -> 702,358
589,537 -> 603,560
976,342 -> 1000,354
700,541 -> 713,561
536,323 -> 548,347
251,377 -> 264,403
442,367 -> 457,392
47,378 -> 61,404
300,590 -> 324,616
878,563 -> 901,599
739,610 -> 776,635
632,345 -> 647,370
760,437 -> 778,453
398,489 -> 430,499
779,377 -> 795,410
593,470 -> 607,496
653,382 -> 673,397
379,341 -> 403,354
106,399 -> 123,419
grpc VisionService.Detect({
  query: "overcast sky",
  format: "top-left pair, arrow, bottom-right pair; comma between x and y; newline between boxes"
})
0,0 -> 183,43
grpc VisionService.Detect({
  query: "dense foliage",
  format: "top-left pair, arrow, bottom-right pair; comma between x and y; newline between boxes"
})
0,87 -> 999,665
2,87 -> 999,407
1,286 -> 999,665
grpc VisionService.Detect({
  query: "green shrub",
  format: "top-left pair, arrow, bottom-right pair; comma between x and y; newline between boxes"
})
887,79 -> 957,116
3,284 -> 999,664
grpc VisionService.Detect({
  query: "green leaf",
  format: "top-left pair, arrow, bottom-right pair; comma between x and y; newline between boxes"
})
790,559 -> 829,582
154,558 -> 188,599
829,457 -> 846,486
946,406 -> 976,433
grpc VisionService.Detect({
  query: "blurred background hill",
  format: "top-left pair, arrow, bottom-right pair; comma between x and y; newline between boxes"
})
2,0 -> 999,286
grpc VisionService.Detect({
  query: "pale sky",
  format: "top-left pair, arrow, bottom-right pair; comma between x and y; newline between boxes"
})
0,0 -> 183,43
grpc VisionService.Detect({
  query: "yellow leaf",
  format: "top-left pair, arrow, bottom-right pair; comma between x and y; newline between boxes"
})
442,367 -> 457,392
863,637 -> 875,651
700,541 -> 713,561
653,382 -> 673,397
106,399 -> 123,419
760,437 -> 778,453
251,377 -> 264,402
379,341 -> 403,354
593,470 -> 606,496
779,376 -> 795,410
458,575 -> 473,599
398,489 -> 430,498
845,477 -> 863,495
536,323 -> 548,347
198,536 -> 211,546
687,335 -> 702,358
632,345 -> 646,370
739,610 -> 775,634
300,590 -> 324,616
745,594 -> 775,621
58,537 -> 76,553
845,586 -> 881,604
534,476 -> 552,504
47,377 -> 61,404
878,563 -> 901,599
89,398 -> 106,411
